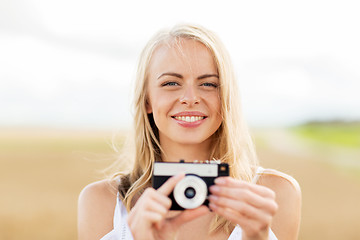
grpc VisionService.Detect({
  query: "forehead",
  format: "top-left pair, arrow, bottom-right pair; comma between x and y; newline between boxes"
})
148,38 -> 217,77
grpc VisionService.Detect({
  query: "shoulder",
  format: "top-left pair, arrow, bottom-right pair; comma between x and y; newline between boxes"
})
257,168 -> 301,195
77,178 -> 119,240
257,168 -> 302,240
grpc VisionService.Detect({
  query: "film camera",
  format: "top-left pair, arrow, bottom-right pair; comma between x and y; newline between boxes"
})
152,160 -> 229,210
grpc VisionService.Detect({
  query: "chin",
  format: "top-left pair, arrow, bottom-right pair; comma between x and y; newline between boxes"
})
174,135 -> 212,146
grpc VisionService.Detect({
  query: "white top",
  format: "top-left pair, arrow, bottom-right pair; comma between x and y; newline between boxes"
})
100,167 -> 278,240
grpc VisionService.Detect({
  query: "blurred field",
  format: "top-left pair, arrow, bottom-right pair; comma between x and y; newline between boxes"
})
0,127 -> 119,240
1,126 -> 360,240
292,121 -> 360,149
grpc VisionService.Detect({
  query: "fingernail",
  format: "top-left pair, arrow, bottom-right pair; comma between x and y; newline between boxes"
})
209,185 -> 220,193
214,178 -> 225,184
209,203 -> 218,210
209,195 -> 218,202
175,172 -> 185,178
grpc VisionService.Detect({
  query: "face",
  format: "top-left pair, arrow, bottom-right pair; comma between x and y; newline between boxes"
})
146,38 -> 222,147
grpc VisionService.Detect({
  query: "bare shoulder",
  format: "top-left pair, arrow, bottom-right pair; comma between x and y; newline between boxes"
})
258,168 -> 302,240
258,168 -> 301,195
77,178 -> 119,240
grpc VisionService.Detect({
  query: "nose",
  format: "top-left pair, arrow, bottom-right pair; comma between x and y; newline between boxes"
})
179,84 -> 200,105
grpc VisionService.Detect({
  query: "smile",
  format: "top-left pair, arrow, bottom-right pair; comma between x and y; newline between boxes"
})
172,116 -> 206,122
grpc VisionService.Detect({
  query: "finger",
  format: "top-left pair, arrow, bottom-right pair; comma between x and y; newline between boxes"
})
211,186 -> 278,213
169,206 -> 209,226
208,195 -> 264,219
140,188 -> 172,210
144,199 -> 169,217
157,173 -> 185,196
214,177 -> 275,199
209,203 -> 270,228
209,185 -> 268,209
128,210 -> 163,231
209,202 -> 245,221
143,211 -> 164,223
209,203 -> 270,237
150,190 -> 172,209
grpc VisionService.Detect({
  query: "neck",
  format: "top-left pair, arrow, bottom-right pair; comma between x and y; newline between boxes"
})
159,137 -> 213,163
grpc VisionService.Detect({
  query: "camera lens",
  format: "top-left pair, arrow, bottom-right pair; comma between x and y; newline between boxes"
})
174,175 -> 207,209
184,187 -> 196,199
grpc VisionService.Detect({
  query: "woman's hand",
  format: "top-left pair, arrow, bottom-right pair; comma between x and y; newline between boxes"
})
209,177 -> 278,240
127,173 -> 209,240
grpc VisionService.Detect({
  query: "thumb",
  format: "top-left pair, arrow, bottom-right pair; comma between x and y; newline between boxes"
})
169,206 -> 209,227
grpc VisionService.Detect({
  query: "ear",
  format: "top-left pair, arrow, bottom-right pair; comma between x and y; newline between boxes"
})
146,99 -> 152,114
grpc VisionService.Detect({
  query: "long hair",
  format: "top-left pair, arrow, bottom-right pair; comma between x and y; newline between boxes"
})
113,23 -> 258,234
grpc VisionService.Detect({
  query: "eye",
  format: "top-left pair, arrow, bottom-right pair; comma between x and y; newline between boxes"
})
161,81 -> 180,87
201,82 -> 218,88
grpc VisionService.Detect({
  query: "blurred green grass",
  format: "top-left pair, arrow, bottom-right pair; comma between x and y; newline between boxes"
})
291,121 -> 360,149
290,121 -> 360,182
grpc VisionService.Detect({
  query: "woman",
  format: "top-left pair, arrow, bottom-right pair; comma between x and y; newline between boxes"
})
78,23 -> 301,240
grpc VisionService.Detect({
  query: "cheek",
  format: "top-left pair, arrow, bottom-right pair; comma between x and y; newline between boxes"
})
151,99 -> 173,130
207,93 -> 221,112
211,96 -> 223,125
146,88 -> 167,114
150,94 -> 173,116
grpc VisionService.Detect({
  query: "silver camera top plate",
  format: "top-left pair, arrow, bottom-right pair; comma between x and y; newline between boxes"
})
153,162 -> 219,177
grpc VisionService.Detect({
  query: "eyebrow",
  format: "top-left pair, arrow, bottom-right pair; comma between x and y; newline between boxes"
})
157,72 -> 219,80
197,74 -> 219,80
157,72 -> 183,79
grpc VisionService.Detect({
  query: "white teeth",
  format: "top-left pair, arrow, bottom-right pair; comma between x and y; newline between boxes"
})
174,116 -> 204,122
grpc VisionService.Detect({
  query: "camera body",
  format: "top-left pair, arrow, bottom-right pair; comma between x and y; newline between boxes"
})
152,161 -> 229,210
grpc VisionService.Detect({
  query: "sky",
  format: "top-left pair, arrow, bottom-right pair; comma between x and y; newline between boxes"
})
1,0 -> 359,130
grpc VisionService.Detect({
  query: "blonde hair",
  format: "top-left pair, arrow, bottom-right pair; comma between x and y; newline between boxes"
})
113,23 -> 258,234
